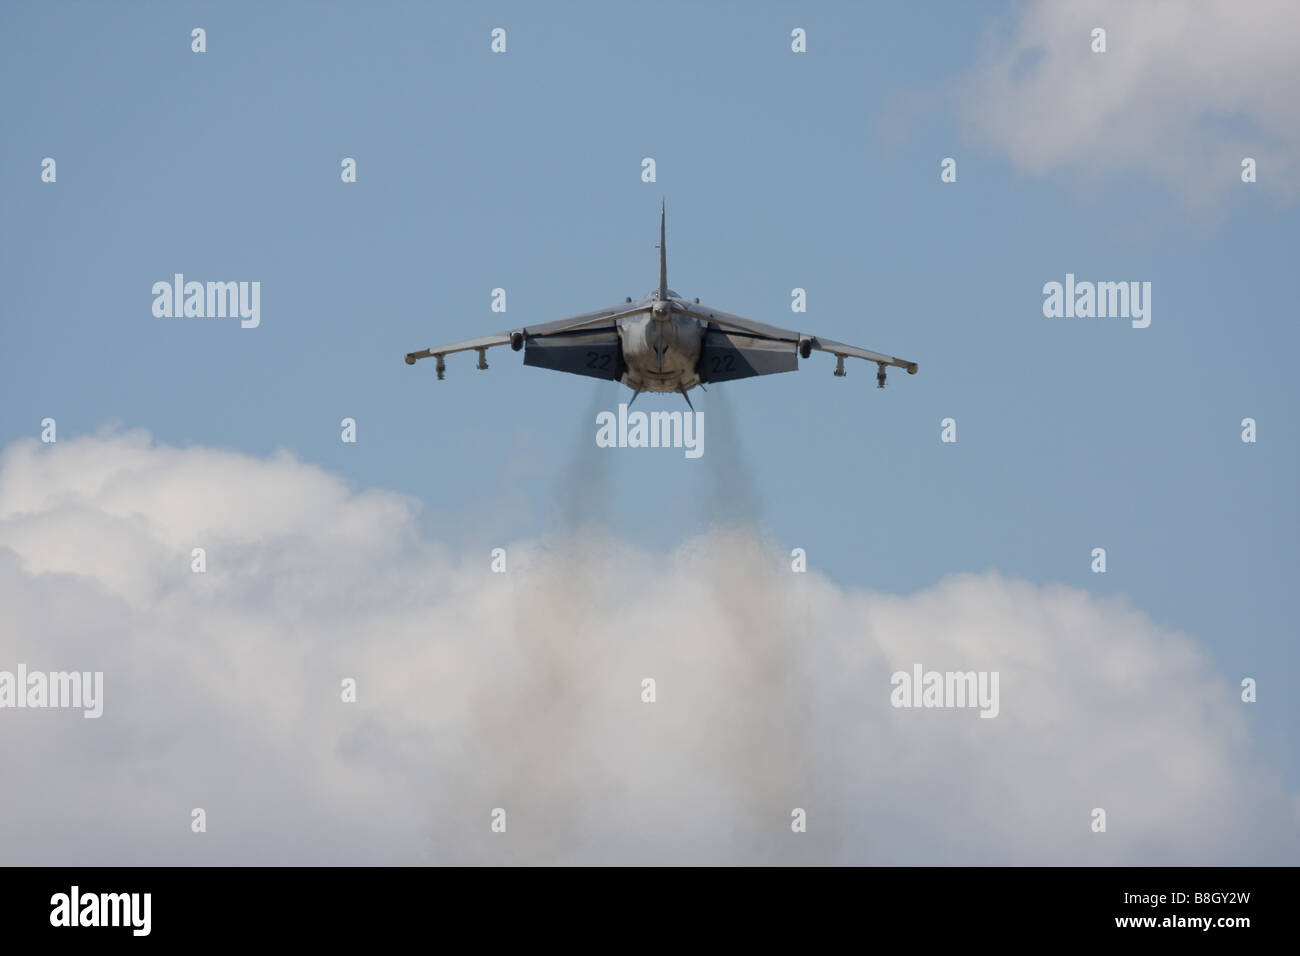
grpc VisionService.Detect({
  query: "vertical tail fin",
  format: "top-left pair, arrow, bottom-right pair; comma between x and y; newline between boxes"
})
658,199 -> 668,302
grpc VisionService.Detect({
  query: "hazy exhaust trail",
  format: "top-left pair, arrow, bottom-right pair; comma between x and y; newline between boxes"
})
450,382 -> 620,863
698,387 -> 765,532
554,381 -> 621,537
437,384 -> 831,863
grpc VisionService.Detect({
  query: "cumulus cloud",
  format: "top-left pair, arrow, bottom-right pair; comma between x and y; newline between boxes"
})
957,0 -> 1300,202
0,430 -> 1294,864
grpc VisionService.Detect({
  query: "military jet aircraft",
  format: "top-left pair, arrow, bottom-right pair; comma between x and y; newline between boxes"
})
404,204 -> 917,406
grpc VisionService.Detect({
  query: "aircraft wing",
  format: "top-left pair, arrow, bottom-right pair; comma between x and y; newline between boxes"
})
404,303 -> 648,379
802,334 -> 918,373
676,301 -> 918,383
403,333 -> 511,365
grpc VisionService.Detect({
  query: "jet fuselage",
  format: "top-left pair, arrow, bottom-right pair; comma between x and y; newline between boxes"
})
617,290 -> 704,394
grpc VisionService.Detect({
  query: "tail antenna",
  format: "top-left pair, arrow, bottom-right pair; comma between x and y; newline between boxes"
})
658,199 -> 668,302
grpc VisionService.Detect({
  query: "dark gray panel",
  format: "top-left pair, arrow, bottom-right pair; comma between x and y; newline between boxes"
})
524,329 -> 623,381
699,327 -> 798,382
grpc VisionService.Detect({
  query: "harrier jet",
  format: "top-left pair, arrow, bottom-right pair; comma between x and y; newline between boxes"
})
404,204 -> 917,406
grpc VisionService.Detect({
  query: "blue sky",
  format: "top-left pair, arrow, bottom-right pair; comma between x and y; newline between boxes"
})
2,0 -> 1296,802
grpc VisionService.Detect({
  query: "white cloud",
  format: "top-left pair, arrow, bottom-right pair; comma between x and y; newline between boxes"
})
958,0 -> 1300,202
0,430 -> 1294,864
